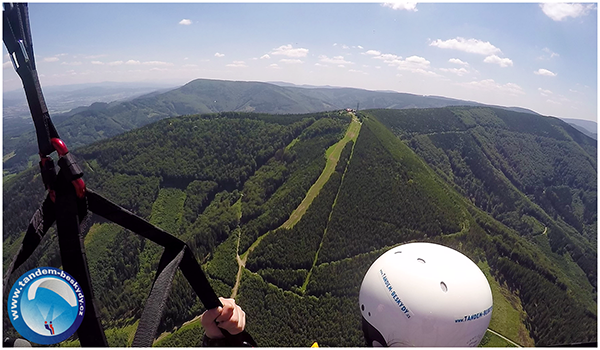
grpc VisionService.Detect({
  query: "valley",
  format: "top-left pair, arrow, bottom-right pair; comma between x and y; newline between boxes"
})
3,107 -> 596,347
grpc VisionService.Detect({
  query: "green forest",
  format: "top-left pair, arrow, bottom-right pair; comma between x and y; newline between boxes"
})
3,107 -> 596,347
3,78 -> 502,176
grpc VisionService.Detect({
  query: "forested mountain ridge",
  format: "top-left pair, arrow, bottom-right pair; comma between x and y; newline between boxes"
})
369,107 -> 597,289
3,108 -> 596,347
4,78 -> 539,175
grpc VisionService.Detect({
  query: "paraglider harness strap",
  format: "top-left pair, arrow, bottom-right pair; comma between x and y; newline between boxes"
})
2,3 -> 254,347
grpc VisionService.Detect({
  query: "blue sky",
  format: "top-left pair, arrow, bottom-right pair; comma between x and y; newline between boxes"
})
3,2 -> 597,122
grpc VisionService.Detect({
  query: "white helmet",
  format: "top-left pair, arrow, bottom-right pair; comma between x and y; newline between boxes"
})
359,242 -> 493,347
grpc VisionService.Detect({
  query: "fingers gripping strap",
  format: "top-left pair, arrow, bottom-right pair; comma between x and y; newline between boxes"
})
132,247 -> 186,347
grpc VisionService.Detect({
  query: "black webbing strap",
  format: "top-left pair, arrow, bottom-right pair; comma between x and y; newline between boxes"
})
86,189 -> 222,310
2,175 -> 108,346
4,185 -> 224,346
4,3 -> 230,346
131,247 -> 185,347
53,171 -> 109,347
3,3 -> 58,156
2,194 -> 55,295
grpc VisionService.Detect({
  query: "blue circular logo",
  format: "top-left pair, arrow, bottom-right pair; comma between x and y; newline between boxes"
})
7,267 -> 85,345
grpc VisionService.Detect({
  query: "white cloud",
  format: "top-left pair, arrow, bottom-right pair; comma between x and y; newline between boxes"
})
461,79 -> 525,95
382,2 -> 418,11
538,88 -> 553,97
439,67 -> 469,76
357,45 -> 364,49
558,95 -> 572,103
338,65 -> 346,68
142,61 -> 174,66
84,54 -> 107,59
430,37 -> 501,56
179,19 -> 192,25
540,3 -> 595,21
483,55 -> 513,67
319,55 -> 353,65
534,68 -> 557,77
270,44 -> 309,57
349,69 -> 367,75
126,60 -> 141,65
342,44 -> 350,49
363,50 -> 382,56
226,60 -> 247,68
280,59 -> 304,64
260,54 -> 270,59
412,69 -> 442,77
3,61 -> 12,69
107,61 -> 124,66
269,63 -> 281,69
183,64 -> 198,68
315,63 -> 328,67
372,53 -> 401,61
449,58 -> 469,66
546,99 -> 561,105
377,54 -> 441,77
91,61 -> 104,65
214,52 -> 225,58
542,47 -> 559,58
61,61 -> 82,66
405,56 -> 429,65
44,57 -> 60,62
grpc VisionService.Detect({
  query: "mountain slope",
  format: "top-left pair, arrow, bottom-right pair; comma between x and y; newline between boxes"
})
3,108 -> 596,347
369,107 -> 597,290
240,114 -> 596,346
4,78 -> 538,175
560,118 -> 597,140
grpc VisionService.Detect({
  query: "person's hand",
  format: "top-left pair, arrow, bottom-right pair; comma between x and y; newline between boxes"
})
200,297 -> 246,339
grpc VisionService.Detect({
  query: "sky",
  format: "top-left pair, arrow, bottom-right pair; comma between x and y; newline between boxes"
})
2,2 -> 598,122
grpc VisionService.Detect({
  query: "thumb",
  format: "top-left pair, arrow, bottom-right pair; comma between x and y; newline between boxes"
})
201,306 -> 225,339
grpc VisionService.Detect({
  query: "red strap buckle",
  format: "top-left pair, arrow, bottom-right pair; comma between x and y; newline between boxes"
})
49,138 -> 86,199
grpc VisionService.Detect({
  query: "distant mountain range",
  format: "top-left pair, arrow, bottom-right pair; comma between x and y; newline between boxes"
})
3,81 -> 176,119
3,78 -> 595,174
560,118 -> 597,140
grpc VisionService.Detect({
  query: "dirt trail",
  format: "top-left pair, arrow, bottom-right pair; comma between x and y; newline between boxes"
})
230,115 -> 361,297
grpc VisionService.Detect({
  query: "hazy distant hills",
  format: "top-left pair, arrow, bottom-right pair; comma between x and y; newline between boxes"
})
2,82 -> 176,141
2,78 -> 592,175
560,118 -> 597,140
3,107 -> 596,346
3,81 -> 176,120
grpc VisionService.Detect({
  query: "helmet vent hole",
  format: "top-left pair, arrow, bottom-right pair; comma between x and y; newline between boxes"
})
395,251 -> 402,254
368,312 -> 371,317
361,304 -> 365,311
417,258 -> 426,264
440,281 -> 448,292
